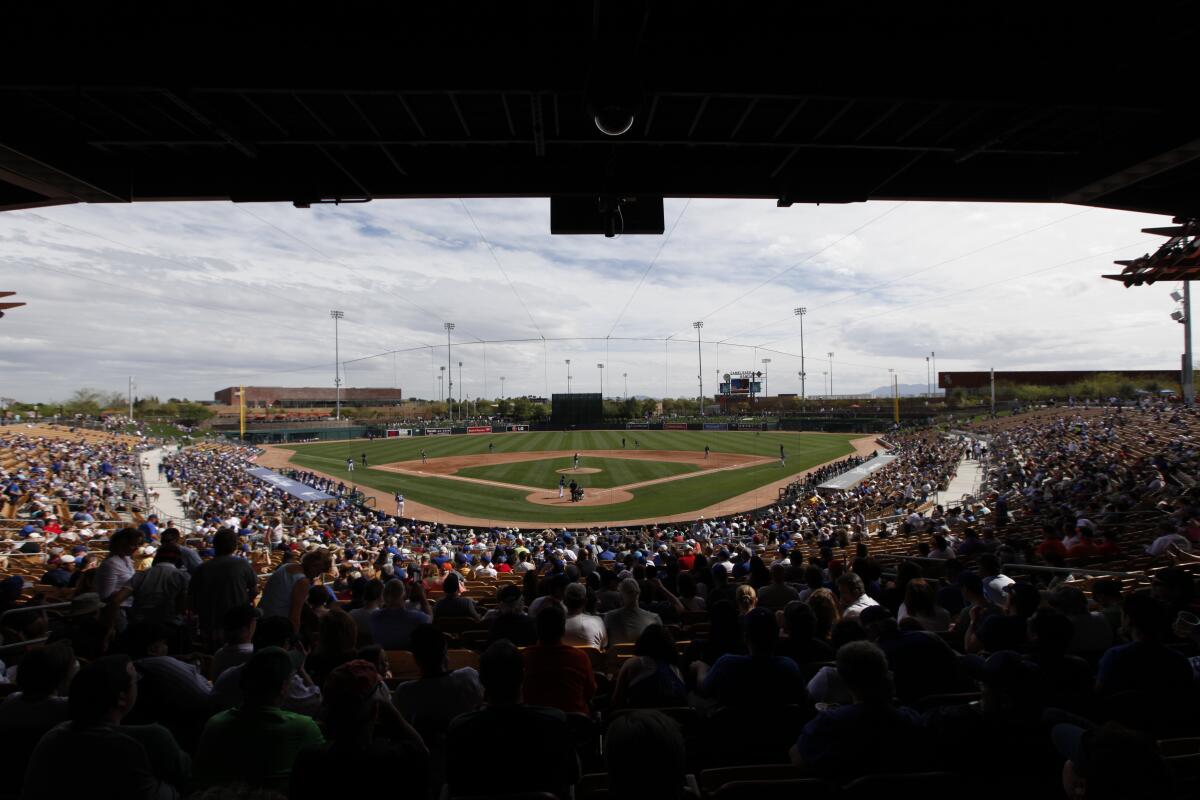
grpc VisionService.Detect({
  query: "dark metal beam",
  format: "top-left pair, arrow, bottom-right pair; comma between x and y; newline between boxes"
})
448,93 -> 471,137
396,94 -> 426,138
1059,137 -> 1200,205
160,90 -> 257,158
687,96 -> 709,139
729,97 -> 758,140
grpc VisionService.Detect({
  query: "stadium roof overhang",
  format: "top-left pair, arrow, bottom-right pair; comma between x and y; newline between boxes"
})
3,2 -> 1199,228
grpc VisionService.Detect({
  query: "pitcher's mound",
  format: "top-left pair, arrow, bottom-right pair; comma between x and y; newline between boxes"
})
556,467 -> 601,475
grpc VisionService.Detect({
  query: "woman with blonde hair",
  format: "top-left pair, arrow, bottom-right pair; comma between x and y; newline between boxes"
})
734,584 -> 758,616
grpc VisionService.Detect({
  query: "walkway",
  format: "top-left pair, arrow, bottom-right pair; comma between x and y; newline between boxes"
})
940,455 -> 983,507
139,445 -> 191,531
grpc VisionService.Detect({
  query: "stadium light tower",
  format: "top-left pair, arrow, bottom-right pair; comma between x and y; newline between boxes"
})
794,308 -> 807,405
330,310 -> 344,420
822,370 -> 828,396
693,321 -> 705,417
926,355 -> 931,398
827,352 -> 834,396
597,363 -> 604,396
444,322 -> 455,422
458,361 -> 463,415
623,372 -> 628,401
565,359 -> 572,396
761,358 -> 771,398
439,366 -> 445,402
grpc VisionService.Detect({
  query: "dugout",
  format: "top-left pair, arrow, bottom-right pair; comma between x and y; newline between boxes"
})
551,393 -> 602,425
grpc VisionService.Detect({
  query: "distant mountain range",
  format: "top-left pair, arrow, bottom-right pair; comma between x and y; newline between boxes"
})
867,383 -> 940,397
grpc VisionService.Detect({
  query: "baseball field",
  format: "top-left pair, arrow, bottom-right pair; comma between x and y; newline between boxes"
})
263,429 -> 873,528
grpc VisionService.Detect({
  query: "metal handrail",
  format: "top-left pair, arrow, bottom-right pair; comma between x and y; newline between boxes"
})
1001,563 -> 1140,579
0,601 -> 70,623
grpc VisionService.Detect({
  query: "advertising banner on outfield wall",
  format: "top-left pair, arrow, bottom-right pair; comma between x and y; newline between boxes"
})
625,422 -> 649,429
507,424 -> 529,432
467,426 -> 491,434
424,427 -> 451,436
386,429 -> 412,438
663,422 -> 688,430
703,423 -> 729,431
730,423 -> 765,431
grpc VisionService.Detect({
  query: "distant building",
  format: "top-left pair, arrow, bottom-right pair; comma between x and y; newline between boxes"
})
939,370 -> 1179,395
213,386 -> 402,408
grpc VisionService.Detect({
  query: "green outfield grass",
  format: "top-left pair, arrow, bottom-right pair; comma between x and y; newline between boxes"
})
455,455 -> 701,489
285,429 -> 864,523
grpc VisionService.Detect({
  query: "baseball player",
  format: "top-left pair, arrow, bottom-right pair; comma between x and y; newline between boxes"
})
704,445 -> 710,460
559,474 -> 566,498
361,452 -> 368,466
488,442 -> 494,454
622,437 -> 626,448
421,449 -> 427,464
573,452 -> 580,469
346,457 -> 355,472
779,445 -> 786,467
395,492 -> 404,517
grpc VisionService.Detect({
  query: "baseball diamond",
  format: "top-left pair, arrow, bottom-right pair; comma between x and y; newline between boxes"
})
262,429 -> 874,527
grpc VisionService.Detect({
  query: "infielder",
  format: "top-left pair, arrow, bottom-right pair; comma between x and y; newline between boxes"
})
704,445 -> 710,460
361,452 -> 368,466
346,457 -> 355,472
573,452 -> 580,469
421,449 -> 427,464
488,442 -> 494,454
779,445 -> 786,467
559,474 -> 566,498
395,492 -> 404,517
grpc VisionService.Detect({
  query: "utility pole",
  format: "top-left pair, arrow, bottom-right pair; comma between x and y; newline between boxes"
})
444,322 -> 455,422
237,386 -> 246,441
458,361 -> 463,416
990,367 -> 996,418
794,307 -> 807,406
128,376 -> 134,421
500,376 -> 505,399
597,363 -> 605,397
623,372 -> 628,401
1185,282 -> 1195,406
926,356 -> 931,398
439,366 -> 445,402
565,359 -> 572,395
828,352 -> 834,397
931,351 -> 937,397
693,321 -> 704,417
330,310 -> 344,420
888,369 -> 899,424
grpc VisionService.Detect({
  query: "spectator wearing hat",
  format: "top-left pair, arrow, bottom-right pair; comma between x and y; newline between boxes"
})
446,640 -> 580,799
289,659 -> 428,800
433,572 -> 480,622
46,592 -> 109,661
23,654 -> 190,800
482,583 -> 537,647
369,579 -> 430,650
522,604 -> 596,715
604,579 -> 663,647
38,555 -> 74,588
194,646 -> 324,792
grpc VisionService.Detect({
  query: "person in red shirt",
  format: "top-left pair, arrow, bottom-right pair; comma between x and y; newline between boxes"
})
521,604 -> 596,715
495,556 -> 512,573
1035,525 -> 1068,561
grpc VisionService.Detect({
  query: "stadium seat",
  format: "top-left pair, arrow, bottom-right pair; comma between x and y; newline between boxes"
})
841,772 -> 957,797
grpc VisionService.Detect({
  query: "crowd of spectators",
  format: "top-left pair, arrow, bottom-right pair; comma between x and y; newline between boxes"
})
4,407 -> 1200,798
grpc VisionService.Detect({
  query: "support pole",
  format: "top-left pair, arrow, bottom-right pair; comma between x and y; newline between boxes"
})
1185,281 -> 1195,406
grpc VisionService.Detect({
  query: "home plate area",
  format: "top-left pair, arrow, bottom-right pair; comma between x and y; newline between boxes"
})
372,449 -> 773,508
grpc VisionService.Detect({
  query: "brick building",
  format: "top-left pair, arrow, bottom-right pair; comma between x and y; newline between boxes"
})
213,386 -> 402,408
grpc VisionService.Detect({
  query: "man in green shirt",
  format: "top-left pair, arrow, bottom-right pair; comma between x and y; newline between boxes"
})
193,647 -> 323,792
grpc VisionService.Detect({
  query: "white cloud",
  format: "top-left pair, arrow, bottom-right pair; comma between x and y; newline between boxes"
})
0,197 -> 1178,403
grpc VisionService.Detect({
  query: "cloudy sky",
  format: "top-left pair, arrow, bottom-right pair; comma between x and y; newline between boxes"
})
0,197 -> 1180,405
